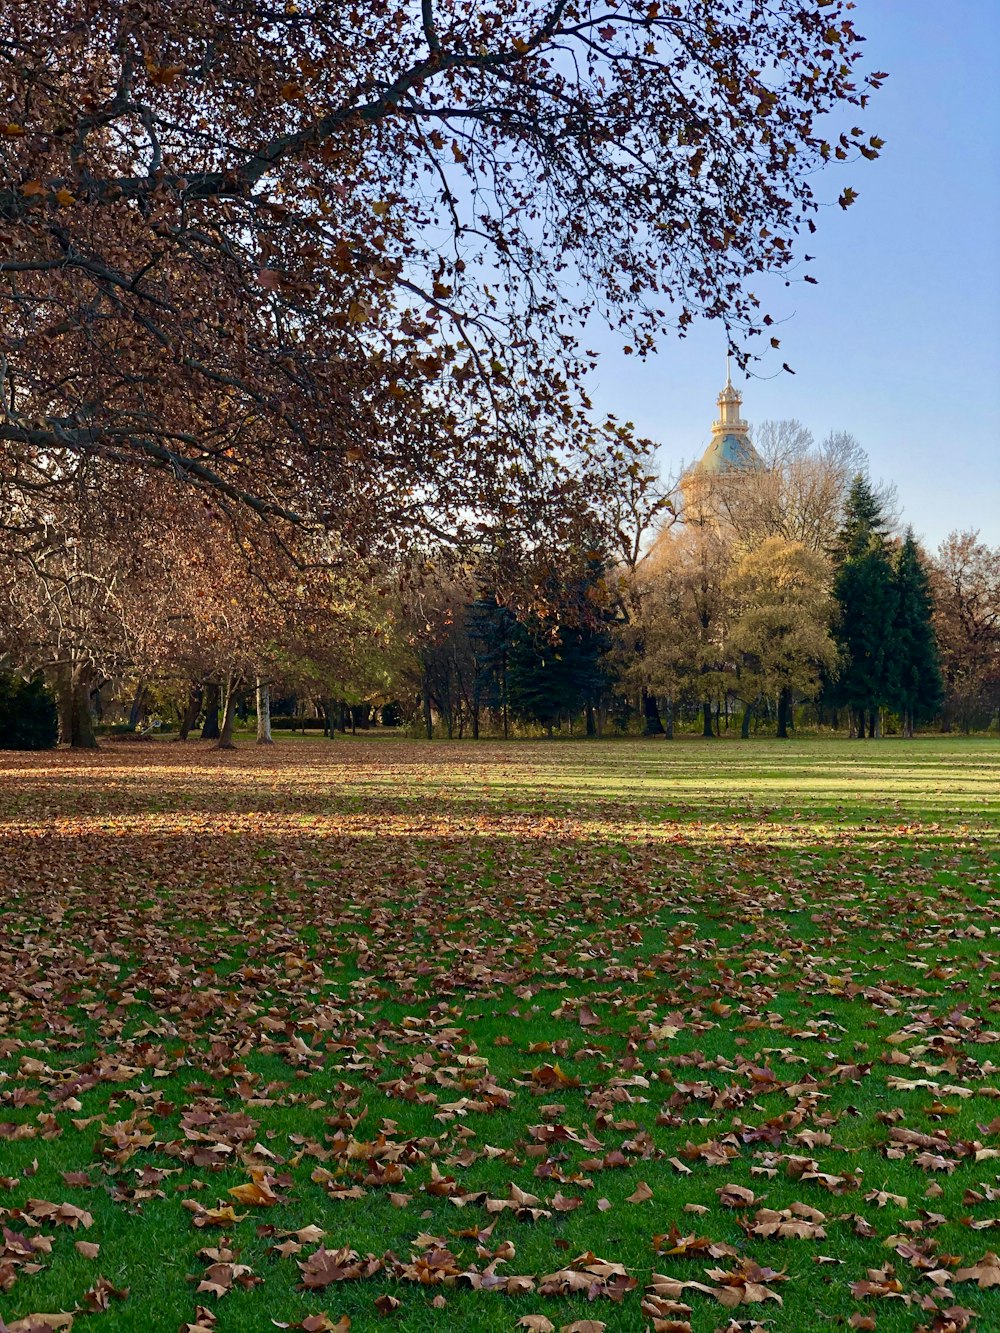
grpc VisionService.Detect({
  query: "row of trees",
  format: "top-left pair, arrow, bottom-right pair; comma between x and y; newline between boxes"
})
0,437 -> 996,748
3,2 -> 983,746
404,428 -> 999,742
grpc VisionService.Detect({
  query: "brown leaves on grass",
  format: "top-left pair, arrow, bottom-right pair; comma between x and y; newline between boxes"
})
1,741 -> 999,1328
227,1169 -> 283,1207
539,1253 -> 636,1303
647,1259 -> 787,1309
299,1249 -> 385,1290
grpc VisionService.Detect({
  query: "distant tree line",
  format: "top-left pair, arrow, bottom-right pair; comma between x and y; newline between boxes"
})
396,425 -> 997,743
0,420 -> 996,749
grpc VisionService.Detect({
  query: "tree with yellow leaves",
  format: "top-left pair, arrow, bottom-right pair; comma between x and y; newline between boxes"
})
726,538 -> 837,738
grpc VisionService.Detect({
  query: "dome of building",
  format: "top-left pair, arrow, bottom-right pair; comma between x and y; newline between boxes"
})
679,361 -> 760,516
695,431 -> 757,475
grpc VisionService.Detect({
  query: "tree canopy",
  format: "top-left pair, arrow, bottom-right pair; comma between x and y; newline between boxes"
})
1,0 -> 883,540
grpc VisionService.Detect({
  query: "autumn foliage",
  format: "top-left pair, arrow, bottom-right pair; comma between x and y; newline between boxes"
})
0,1 -> 883,535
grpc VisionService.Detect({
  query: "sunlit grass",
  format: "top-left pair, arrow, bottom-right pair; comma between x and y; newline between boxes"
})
0,736 -> 997,1331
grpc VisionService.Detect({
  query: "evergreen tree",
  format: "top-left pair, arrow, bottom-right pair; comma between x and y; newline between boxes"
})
468,596 -> 518,738
506,618 -> 607,737
834,473 -> 891,562
890,531 -> 943,736
830,475 -> 897,737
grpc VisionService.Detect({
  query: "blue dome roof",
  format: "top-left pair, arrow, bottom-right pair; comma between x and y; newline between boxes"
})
696,433 -> 758,475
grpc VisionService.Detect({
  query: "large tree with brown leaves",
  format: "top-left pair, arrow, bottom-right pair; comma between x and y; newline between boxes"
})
0,0 -> 882,542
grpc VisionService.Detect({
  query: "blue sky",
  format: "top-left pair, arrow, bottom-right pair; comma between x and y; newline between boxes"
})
584,0 -> 1000,550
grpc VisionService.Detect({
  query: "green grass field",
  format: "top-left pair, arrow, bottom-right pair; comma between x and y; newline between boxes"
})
1,736 -> 998,1332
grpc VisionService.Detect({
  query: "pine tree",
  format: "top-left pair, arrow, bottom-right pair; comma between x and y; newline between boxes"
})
506,619 -> 607,737
834,474 -> 891,562
468,596 -> 518,739
890,531 -> 943,736
830,476 -> 897,737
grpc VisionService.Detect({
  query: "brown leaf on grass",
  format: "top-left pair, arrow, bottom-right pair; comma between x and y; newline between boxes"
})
540,1253 -> 636,1302
717,1184 -> 757,1209
530,1063 -> 581,1090
181,1306 -> 216,1333
299,1248 -> 384,1289
653,1228 -> 738,1259
913,1152 -> 956,1174
516,1318 -> 555,1332
705,1259 -> 787,1307
551,1192 -> 583,1212
229,1169 -> 282,1207
626,1181 -> 653,1204
73,1241 -> 100,1259
640,1288 -> 694,1328
849,1269 -> 907,1300
866,1188 -> 908,1208
749,1203 -> 826,1240
196,1260 -> 259,1298
186,1203 -> 247,1229
2,1318 -> 75,1332
24,1201 -> 93,1230
373,1294 -> 400,1315
952,1250 -> 1000,1288
648,1262 -> 785,1310
78,1277 -> 129,1312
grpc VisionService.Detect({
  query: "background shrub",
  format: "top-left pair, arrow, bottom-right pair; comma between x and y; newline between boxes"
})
0,672 -> 58,749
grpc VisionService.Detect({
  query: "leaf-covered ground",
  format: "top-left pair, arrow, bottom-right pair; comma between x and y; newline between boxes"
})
1,736 -> 998,1333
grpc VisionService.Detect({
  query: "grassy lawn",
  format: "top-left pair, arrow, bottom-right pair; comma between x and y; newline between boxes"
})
1,735 -> 999,1333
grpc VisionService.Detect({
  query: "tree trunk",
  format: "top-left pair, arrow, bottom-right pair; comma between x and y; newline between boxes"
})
702,700 -> 714,738
874,708 -> 882,739
217,675 -> 239,749
742,699 -> 756,740
422,679 -> 433,740
585,701 -> 596,737
255,678 -> 273,744
127,680 -> 147,730
201,682 -> 221,739
868,709 -> 877,739
70,663 -> 98,749
177,684 -> 203,741
642,689 -> 665,736
776,686 -> 792,739
55,664 -> 73,745
664,696 -> 674,739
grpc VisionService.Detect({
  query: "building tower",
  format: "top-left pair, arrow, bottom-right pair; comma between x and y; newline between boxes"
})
680,360 -> 760,519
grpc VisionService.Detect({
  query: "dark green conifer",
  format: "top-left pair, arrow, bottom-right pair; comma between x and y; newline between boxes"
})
890,530 -> 943,736
830,475 -> 897,736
